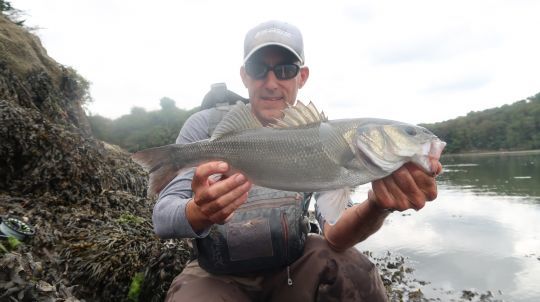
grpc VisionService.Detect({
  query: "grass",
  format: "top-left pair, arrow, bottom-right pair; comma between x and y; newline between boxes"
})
0,236 -> 21,254
117,213 -> 145,225
127,272 -> 144,302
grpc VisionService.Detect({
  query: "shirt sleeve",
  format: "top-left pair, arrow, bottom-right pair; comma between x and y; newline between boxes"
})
152,109 -> 213,239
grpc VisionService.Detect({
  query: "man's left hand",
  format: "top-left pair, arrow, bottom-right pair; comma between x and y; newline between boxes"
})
370,160 -> 443,211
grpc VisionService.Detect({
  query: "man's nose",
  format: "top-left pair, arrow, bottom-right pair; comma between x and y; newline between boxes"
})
262,69 -> 280,90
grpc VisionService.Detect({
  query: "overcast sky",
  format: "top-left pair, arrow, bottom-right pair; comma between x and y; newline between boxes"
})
10,0 -> 540,124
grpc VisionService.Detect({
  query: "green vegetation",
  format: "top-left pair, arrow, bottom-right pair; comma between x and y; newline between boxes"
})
422,92 -> 540,154
0,236 -> 21,253
0,0 -> 12,12
117,213 -> 145,225
7,236 -> 21,249
88,97 -> 198,152
127,272 -> 144,302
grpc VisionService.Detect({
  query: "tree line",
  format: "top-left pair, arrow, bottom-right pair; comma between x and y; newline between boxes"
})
89,92 -> 540,154
88,97 -> 198,152
421,92 -> 540,153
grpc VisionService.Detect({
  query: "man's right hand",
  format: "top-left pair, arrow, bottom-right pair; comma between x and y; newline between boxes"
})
186,161 -> 251,232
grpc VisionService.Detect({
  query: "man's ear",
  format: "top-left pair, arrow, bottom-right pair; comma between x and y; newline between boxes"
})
298,66 -> 309,89
240,66 -> 249,88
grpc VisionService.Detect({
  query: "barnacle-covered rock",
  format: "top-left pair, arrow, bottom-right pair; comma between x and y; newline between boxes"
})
0,13 -> 191,302
0,100 -> 148,200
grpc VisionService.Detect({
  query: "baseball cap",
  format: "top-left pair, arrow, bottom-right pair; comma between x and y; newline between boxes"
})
243,20 -> 305,65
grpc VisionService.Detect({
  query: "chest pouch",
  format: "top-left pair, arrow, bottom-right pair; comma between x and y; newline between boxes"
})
195,187 -> 311,275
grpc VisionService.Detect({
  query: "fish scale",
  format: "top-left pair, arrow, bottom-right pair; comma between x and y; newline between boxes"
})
188,126 -> 344,191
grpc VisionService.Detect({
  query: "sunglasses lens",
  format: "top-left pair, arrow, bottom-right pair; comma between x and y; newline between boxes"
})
275,64 -> 300,80
245,63 -> 268,79
245,63 -> 300,80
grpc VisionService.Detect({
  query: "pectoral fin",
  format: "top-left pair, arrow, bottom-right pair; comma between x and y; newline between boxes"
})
316,187 -> 351,225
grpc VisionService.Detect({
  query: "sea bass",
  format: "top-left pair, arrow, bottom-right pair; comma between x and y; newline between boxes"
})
132,101 -> 446,223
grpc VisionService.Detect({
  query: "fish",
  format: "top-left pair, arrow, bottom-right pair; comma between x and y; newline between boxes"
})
132,101 -> 446,224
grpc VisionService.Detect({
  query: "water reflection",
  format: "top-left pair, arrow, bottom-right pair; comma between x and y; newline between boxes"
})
355,151 -> 540,301
439,151 -> 540,198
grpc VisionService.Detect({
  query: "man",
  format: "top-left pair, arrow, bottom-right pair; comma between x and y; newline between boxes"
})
154,20 -> 442,301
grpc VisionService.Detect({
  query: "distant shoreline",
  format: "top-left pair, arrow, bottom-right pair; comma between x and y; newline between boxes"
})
445,149 -> 540,157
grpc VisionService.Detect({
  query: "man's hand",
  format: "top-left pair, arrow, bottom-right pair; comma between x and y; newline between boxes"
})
186,161 -> 251,232
370,160 -> 443,211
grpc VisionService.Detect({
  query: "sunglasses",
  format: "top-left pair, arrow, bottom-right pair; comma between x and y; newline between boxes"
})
245,62 -> 301,80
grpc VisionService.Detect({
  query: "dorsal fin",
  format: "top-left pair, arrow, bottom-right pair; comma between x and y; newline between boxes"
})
270,100 -> 328,128
211,101 -> 263,140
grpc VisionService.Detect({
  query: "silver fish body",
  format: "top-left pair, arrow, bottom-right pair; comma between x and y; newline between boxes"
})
176,119 -> 391,191
133,102 -> 446,223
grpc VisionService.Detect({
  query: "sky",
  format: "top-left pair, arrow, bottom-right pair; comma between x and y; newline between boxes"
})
9,0 -> 540,124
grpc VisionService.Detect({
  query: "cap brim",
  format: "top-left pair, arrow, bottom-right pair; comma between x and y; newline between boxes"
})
243,42 -> 304,65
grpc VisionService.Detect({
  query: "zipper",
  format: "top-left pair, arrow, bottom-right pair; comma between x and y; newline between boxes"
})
281,211 -> 293,286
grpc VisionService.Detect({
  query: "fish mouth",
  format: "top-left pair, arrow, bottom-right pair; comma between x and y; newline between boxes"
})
416,139 -> 446,174
428,140 -> 446,160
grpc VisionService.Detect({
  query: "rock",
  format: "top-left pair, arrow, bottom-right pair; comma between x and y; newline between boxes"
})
0,12 -> 191,302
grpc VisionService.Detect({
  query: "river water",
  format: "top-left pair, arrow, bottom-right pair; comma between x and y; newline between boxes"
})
355,151 -> 540,301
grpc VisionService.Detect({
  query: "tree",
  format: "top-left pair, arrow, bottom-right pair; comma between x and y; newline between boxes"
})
160,97 -> 176,111
1,0 -> 25,26
0,0 -> 13,12
130,106 -> 146,115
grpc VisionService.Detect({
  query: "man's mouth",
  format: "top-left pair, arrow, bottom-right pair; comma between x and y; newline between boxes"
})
261,96 -> 283,101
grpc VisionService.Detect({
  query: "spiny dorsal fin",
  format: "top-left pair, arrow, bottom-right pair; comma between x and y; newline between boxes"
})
270,100 -> 328,128
211,101 -> 263,140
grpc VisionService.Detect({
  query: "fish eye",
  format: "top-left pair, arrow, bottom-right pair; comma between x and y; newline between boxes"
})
404,126 -> 417,136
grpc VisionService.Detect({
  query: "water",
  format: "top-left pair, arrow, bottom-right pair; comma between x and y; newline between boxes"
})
355,151 -> 540,301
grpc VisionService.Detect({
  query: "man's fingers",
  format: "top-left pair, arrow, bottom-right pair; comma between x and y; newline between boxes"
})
195,173 -> 249,205
372,179 -> 395,209
391,166 -> 427,210
210,191 -> 250,224
404,163 -> 438,202
199,178 -> 250,211
192,161 -> 229,190
203,182 -> 251,224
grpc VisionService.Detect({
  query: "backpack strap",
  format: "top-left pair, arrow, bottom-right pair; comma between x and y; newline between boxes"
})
201,83 -> 249,136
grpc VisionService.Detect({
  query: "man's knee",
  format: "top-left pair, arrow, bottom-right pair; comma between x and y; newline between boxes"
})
303,235 -> 387,301
165,273 -> 251,302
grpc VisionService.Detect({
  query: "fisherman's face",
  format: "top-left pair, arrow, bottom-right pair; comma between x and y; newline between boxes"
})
241,46 -> 309,126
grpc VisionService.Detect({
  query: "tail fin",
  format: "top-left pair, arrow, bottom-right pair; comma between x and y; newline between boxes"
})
131,144 -> 187,197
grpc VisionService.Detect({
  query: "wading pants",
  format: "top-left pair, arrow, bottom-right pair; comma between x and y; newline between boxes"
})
165,234 -> 388,302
